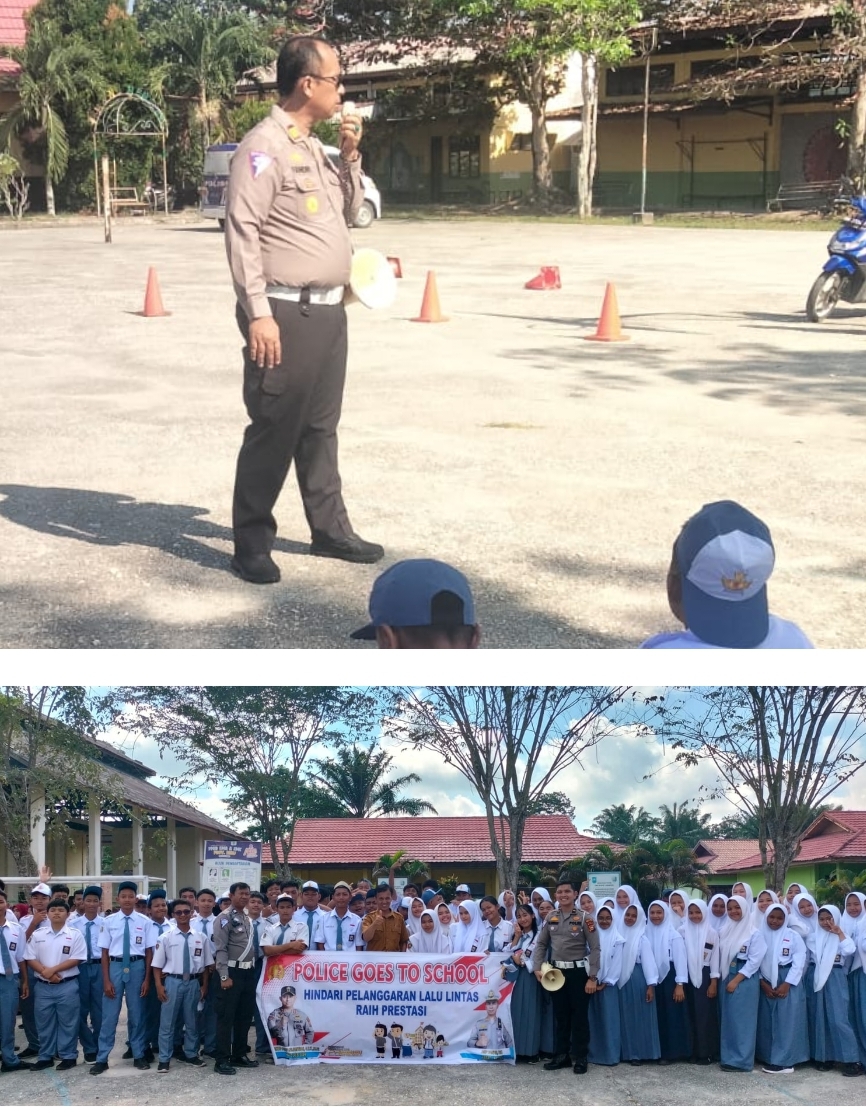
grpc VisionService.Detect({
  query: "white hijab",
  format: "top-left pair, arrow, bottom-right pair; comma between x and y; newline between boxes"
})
732,882 -> 756,926
784,883 -> 809,912
707,894 -> 728,934
596,912 -> 625,984
498,892 -> 516,922
668,889 -> 690,932
758,903 -> 795,988
531,887 -> 551,907
788,893 -> 819,945
842,892 -> 866,972
578,891 -> 599,916
617,903 -> 648,988
453,899 -> 484,953
683,899 -> 713,989
719,895 -> 755,973
811,904 -> 844,992
409,912 -> 451,954
755,889 -> 778,929
645,900 -> 678,984
406,897 -> 426,936
614,885 -> 640,928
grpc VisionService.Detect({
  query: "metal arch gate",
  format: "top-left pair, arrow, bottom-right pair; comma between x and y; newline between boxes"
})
92,92 -> 170,217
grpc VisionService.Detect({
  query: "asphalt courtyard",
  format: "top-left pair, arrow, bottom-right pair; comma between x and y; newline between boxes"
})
2,1010 -> 865,1106
1,215 -> 864,649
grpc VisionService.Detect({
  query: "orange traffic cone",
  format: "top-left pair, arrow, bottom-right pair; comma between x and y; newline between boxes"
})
584,282 -> 628,342
138,266 -> 171,317
387,256 -> 403,279
412,270 -> 448,323
525,265 -> 561,290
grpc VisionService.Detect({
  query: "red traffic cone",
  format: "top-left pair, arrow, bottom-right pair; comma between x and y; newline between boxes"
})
412,270 -> 448,323
524,265 -> 561,290
137,266 -> 171,317
584,282 -> 628,342
387,256 -> 403,279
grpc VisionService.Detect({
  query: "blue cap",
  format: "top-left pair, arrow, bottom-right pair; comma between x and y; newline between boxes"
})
147,889 -> 167,905
422,888 -> 442,903
117,880 -> 138,895
83,885 -> 103,899
351,559 -> 475,639
675,500 -> 774,648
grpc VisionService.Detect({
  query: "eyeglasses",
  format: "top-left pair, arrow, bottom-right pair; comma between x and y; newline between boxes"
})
304,72 -> 343,87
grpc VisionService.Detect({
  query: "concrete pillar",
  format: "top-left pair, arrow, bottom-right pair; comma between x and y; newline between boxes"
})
88,798 -> 102,877
166,817 -> 177,897
131,808 -> 144,877
29,792 -> 46,870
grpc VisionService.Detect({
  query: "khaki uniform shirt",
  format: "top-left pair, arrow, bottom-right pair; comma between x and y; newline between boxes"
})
267,1003 -> 313,1046
361,909 -> 410,952
536,906 -> 601,978
225,104 -> 364,321
212,906 -> 254,980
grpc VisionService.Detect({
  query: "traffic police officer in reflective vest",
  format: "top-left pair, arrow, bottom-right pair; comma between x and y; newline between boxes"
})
224,34 -> 384,585
211,881 -> 258,1075
535,878 -> 601,1075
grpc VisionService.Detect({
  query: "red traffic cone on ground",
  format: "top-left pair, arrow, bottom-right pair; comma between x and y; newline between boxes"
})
584,282 -> 628,342
412,270 -> 448,323
137,266 -> 171,317
387,256 -> 403,278
525,265 -> 561,290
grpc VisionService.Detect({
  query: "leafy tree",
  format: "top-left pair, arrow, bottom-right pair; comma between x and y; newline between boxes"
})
0,18 -> 104,214
307,740 -> 438,819
374,850 -> 431,882
385,686 -> 634,891
516,862 -> 561,890
112,686 -> 377,872
657,800 -> 713,844
589,802 -> 660,844
528,790 -> 576,821
0,687 -> 124,873
654,686 -> 866,892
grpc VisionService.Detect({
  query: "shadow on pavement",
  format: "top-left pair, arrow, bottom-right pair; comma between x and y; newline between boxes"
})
0,484 -> 309,572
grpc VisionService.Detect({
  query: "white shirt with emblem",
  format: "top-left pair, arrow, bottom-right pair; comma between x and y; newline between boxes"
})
319,909 -> 362,951
97,910 -> 157,956
0,919 -> 25,974
24,923 -> 87,979
151,926 -> 213,975
262,919 -> 309,950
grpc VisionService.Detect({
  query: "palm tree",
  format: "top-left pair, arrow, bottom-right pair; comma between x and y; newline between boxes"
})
307,741 -> 438,819
0,21 -> 103,215
146,2 -> 275,148
657,801 -> 713,845
588,803 -> 660,844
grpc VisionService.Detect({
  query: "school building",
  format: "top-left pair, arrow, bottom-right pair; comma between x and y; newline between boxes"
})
261,814 -> 606,896
694,810 -> 866,893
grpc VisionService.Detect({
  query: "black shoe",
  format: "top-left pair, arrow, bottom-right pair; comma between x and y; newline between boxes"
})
231,553 -> 280,584
720,1064 -> 744,1072
144,1048 -> 155,1064
630,1059 -> 642,1066
538,1051 -> 554,1061
543,1055 -> 572,1071
1,1062 -> 34,1072
89,1061 -> 109,1076
310,533 -> 384,565
31,1060 -> 54,1071
56,1060 -> 77,1071
181,1056 -> 205,1067
158,1061 -> 170,1073
573,1060 -> 588,1074
230,1055 -> 259,1068
214,1060 -> 237,1075
19,1047 -> 38,1059
842,1062 -> 864,1077
814,1061 -> 834,1072
122,1048 -> 133,1060
84,1053 -> 96,1063
133,1057 -> 151,1070
695,1057 -> 713,1066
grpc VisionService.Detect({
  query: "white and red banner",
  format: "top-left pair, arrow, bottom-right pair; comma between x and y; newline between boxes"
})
256,952 -> 515,1066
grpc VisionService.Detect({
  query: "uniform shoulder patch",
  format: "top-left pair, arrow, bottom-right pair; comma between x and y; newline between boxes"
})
249,151 -> 274,179
220,917 -> 228,927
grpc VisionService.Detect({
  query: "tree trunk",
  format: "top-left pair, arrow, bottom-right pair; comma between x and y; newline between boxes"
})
44,174 -> 55,217
846,63 -> 866,193
576,55 -> 599,218
528,54 -> 552,206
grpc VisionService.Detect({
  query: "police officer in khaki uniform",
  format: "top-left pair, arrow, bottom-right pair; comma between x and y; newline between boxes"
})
211,882 -> 258,1075
535,878 -> 601,1075
225,35 -> 384,585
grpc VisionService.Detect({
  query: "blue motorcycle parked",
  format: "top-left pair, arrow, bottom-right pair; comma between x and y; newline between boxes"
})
806,195 -> 866,321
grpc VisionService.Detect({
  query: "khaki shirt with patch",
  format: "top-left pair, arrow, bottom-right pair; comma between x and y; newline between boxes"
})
535,907 -> 601,978
225,104 -> 364,320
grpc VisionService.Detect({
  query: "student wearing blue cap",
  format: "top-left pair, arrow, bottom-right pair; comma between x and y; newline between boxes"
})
351,558 -> 480,648
68,885 -> 105,1063
641,500 -> 813,649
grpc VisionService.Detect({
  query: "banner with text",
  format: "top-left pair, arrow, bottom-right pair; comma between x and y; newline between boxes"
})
256,953 -> 515,1066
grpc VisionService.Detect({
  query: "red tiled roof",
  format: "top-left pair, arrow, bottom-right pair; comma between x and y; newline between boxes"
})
262,815 -> 607,867
693,839 -> 761,872
0,0 -> 36,76
715,811 -> 866,872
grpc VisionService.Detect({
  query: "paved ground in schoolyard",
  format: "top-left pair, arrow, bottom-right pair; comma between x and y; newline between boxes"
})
1,214 -> 864,650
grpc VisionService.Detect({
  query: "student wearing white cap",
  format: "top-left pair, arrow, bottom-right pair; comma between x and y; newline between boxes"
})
23,898 -> 87,1070
0,890 -> 32,1073
293,882 -> 326,946
151,899 -> 213,1072
17,881 -> 52,1059
68,885 -> 105,1063
449,884 -> 472,921
317,883 -> 362,951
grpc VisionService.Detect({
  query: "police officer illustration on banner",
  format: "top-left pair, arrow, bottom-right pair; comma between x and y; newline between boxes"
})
467,989 -> 513,1050
267,985 -> 314,1047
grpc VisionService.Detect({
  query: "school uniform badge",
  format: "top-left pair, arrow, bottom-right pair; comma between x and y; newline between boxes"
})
250,151 -> 274,179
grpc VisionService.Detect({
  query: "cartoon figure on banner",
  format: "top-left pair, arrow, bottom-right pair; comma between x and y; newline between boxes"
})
374,1022 -> 388,1058
422,1023 -> 437,1058
467,990 -> 513,1050
436,1033 -> 447,1057
389,1022 -> 404,1058
268,985 -> 314,1047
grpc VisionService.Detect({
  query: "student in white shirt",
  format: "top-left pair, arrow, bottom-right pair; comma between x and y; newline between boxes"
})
756,903 -> 809,1074
68,885 -> 105,1064
718,894 -> 767,1072
293,883 -> 326,946
317,883 -> 362,952
151,899 -> 213,1072
478,896 -> 513,953
190,888 -> 218,1060
0,890 -> 30,1073
262,897 -> 309,956
18,881 -> 51,1059
23,898 -> 87,1070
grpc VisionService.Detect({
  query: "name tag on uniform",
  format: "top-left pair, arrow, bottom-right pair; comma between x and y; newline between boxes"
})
835,954 -> 843,963
782,948 -> 790,956
470,945 -> 477,952
706,942 -> 714,949
135,936 -> 143,945
739,945 -> 748,953
195,948 -> 202,957
9,942 -> 16,951
62,945 -> 71,955
348,934 -> 355,942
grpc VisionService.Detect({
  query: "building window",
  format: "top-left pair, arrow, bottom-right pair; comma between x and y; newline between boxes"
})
606,63 -> 675,97
449,135 -> 481,178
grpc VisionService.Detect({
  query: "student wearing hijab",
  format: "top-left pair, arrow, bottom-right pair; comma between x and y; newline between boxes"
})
498,891 -> 517,923
808,905 -> 862,1074
502,904 -> 543,1062
787,893 -> 819,1050
617,903 -> 661,1065
436,902 -> 454,941
683,899 -> 720,1064
667,891 -> 689,934
453,900 -> 485,954
755,903 -> 809,1074
849,900 -> 866,1073
588,905 -> 624,1067
408,911 -> 450,955
755,890 -> 777,921
530,888 -> 551,913
731,882 -> 757,927
708,894 -> 728,936
646,900 -> 691,1061
578,891 -> 598,916
406,897 -> 426,937
784,883 -> 808,912
718,894 -> 767,1072
841,892 -> 866,950
613,886 -> 639,928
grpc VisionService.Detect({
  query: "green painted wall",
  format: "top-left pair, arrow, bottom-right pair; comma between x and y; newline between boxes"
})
709,863 -> 818,892
594,170 -> 781,212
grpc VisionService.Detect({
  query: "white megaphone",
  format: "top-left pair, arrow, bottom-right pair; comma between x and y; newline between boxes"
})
539,962 -> 565,992
346,247 -> 397,310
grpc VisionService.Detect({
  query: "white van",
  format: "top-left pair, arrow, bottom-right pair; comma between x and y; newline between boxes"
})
200,142 -> 382,229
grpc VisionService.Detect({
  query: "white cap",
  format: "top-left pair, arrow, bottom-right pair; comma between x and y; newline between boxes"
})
455,884 -> 471,894
30,883 -> 51,896
220,890 -> 231,900
302,881 -> 320,892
